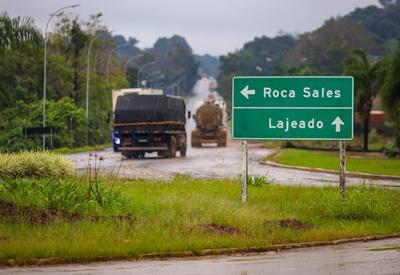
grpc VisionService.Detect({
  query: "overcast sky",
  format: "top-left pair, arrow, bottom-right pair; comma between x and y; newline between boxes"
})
1,0 -> 379,56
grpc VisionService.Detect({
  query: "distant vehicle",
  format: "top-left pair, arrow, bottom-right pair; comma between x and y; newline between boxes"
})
208,78 -> 218,91
113,93 -> 187,159
191,96 -> 227,147
111,88 -> 163,152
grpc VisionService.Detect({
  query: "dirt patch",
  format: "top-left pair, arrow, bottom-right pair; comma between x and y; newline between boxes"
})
0,236 -> 9,242
0,201 -> 135,225
266,219 -> 311,230
200,223 -> 241,235
0,201 -> 82,224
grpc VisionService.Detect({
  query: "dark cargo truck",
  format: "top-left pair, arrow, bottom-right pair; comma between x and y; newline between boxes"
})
113,93 -> 187,158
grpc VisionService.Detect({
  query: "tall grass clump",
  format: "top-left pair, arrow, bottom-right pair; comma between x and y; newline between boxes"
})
310,186 -> 398,221
0,151 -> 73,180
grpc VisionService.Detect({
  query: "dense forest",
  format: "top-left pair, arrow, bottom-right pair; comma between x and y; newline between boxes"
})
0,12 -> 199,152
194,54 -> 220,78
218,1 -> 400,154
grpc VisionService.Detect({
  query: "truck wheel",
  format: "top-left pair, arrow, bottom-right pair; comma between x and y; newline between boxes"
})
132,153 -> 140,159
180,142 -> 187,157
166,136 -> 177,158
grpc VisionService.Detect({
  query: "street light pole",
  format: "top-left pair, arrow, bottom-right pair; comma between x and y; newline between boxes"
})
175,77 -> 185,96
106,42 -> 132,85
124,53 -> 144,79
42,4 -> 79,150
137,61 -> 156,88
85,31 -> 106,146
86,32 -> 105,120
142,70 -> 163,88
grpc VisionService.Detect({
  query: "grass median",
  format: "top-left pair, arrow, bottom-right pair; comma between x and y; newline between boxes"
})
1,175 -> 400,265
268,149 -> 400,176
52,143 -> 111,155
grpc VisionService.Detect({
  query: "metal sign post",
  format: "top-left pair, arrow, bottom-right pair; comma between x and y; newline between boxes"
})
241,140 -> 248,203
339,141 -> 346,198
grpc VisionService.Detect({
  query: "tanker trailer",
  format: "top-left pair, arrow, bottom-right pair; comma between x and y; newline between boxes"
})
191,102 -> 227,147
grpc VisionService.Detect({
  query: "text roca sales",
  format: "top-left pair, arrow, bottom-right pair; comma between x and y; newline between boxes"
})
263,87 -> 342,99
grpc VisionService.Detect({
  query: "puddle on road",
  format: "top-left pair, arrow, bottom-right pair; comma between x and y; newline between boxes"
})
226,255 -> 285,263
368,245 -> 400,252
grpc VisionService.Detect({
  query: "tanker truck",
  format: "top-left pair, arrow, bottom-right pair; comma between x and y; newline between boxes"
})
191,100 -> 227,147
113,93 -> 187,158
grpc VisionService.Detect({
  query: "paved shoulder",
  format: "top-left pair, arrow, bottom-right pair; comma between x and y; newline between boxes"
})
4,238 -> 400,274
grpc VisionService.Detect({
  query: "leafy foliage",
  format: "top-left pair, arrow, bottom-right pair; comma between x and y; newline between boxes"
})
283,21 -> 380,73
0,13 -> 127,151
342,1 -> 400,47
344,49 -> 381,151
219,34 -> 295,105
380,40 -> 400,154
113,35 -> 199,96
195,54 -> 220,78
0,98 -> 85,151
0,12 -> 42,53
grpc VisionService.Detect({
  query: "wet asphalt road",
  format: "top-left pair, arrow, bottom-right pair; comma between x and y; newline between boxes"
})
66,79 -> 400,188
4,237 -> 400,274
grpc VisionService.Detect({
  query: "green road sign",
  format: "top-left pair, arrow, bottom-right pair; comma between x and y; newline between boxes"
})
232,76 -> 354,140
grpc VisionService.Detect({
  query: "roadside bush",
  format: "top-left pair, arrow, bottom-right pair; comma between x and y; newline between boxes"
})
0,151 -> 73,179
248,175 -> 271,187
384,142 -> 400,157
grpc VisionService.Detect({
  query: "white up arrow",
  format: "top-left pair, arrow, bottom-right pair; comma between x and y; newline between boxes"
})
331,116 -> 344,132
240,85 -> 255,99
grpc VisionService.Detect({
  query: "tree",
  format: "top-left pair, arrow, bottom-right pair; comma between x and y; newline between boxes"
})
0,12 -> 42,53
284,21 -> 380,74
0,13 -> 43,109
343,1 -> 400,44
219,34 -> 295,105
69,20 -> 88,105
345,49 -> 380,151
380,40 -> 400,154
150,35 -> 199,95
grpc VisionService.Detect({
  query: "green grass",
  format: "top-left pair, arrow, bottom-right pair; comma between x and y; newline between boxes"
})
262,132 -> 389,151
0,177 -> 400,264
269,149 -> 400,176
52,143 -> 111,154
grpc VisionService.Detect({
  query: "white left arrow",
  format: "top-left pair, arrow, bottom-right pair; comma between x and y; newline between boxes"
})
331,116 -> 344,132
240,85 -> 256,99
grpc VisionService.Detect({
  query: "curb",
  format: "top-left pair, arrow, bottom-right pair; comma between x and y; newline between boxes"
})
2,233 -> 400,267
259,159 -> 400,182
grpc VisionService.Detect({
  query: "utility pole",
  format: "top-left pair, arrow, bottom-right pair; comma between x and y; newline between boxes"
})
106,42 -> 132,85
